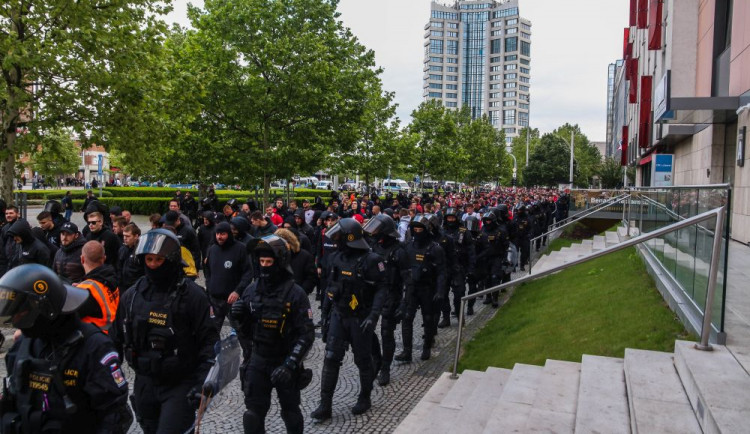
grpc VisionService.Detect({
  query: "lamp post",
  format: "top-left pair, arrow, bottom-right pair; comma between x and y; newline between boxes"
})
525,127 -> 530,167
569,131 -> 575,189
509,154 -> 518,191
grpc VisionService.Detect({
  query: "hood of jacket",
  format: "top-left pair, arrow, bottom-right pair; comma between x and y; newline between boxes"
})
84,264 -> 119,290
8,219 -> 33,244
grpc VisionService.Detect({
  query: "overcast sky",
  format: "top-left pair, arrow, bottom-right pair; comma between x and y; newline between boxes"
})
168,0 -> 628,141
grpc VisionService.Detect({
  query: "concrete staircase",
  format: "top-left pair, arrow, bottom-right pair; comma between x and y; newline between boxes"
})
394,340 -> 750,434
531,226 -> 640,275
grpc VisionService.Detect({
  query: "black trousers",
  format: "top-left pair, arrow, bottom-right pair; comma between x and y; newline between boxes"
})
319,310 -> 375,401
132,375 -> 194,434
242,353 -> 303,434
402,287 -> 436,352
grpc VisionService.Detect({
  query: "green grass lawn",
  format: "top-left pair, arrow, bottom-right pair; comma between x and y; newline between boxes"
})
459,246 -> 694,371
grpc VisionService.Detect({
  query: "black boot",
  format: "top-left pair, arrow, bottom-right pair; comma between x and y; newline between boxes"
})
352,367 -> 374,414
491,292 -> 499,308
467,304 -> 474,316
420,339 -> 433,361
311,361 -> 339,421
395,322 -> 413,362
437,316 -> 450,328
351,391 -> 372,415
482,295 -> 492,305
377,368 -> 391,386
394,350 -> 412,363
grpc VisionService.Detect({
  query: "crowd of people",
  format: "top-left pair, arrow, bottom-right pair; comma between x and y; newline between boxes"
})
0,185 -> 569,433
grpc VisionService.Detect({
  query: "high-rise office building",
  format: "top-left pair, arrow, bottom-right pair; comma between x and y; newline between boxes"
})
423,0 -> 531,144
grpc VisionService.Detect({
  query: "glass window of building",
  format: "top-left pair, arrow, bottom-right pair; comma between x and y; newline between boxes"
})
448,22 -> 458,29
491,56 -> 502,63
447,66 -> 458,72
505,54 -> 517,61
505,73 -> 517,79
448,31 -> 459,37
491,21 -> 503,28
432,11 -> 458,20
506,18 -> 518,25
446,93 -> 458,98
503,109 -> 516,124
519,111 -> 529,126
431,21 -> 443,28
519,85 -> 529,91
490,110 -> 500,126
522,23 -> 531,31
506,27 -> 518,34
490,83 -> 502,89
504,82 -> 517,89
446,57 -> 458,64
446,75 -> 458,81
520,103 -> 529,109
428,92 -> 442,98
446,101 -> 458,107
429,83 -> 443,89
521,41 -> 531,56
491,30 -> 503,36
430,40 -> 444,54
504,91 -> 516,98
490,92 -> 501,98
505,127 -> 516,134
503,100 -> 516,107
431,30 -> 444,37
430,65 -> 443,72
520,67 -> 530,74
520,58 -> 530,65
520,76 -> 530,83
489,101 -> 502,107
490,65 -> 502,72
519,93 -> 529,101
505,37 -> 518,52
429,74 -> 443,80
522,32 -> 531,39
505,64 -> 518,70
430,56 -> 443,63
490,74 -> 501,81
447,40 -> 458,55
446,84 -> 458,90
491,39 -> 502,54
493,8 -> 519,19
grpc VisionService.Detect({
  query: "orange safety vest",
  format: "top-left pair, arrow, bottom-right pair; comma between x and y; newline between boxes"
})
75,279 -> 119,333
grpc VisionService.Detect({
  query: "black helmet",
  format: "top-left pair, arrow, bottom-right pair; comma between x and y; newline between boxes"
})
425,213 -> 441,233
44,200 -> 63,215
320,211 -> 338,222
135,228 -> 182,264
0,264 -> 89,329
363,214 -> 399,239
200,197 -> 212,207
325,218 -> 370,250
443,207 -> 458,218
465,215 -> 480,233
482,212 -> 498,225
226,198 -> 239,210
247,235 -> 293,274
409,214 -> 430,230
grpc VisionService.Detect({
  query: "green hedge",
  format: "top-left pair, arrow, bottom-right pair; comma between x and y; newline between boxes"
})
19,190 -> 113,200
72,197 -> 173,215
102,186 -> 328,198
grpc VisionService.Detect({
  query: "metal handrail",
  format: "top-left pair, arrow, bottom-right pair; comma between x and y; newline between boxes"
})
551,192 -> 629,229
451,205 -> 727,379
529,193 -> 630,274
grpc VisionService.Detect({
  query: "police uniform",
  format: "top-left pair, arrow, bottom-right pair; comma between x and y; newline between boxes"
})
232,235 -> 314,434
109,229 -> 219,434
442,209 -> 476,318
477,211 -> 510,307
0,264 -> 132,434
312,218 -> 387,420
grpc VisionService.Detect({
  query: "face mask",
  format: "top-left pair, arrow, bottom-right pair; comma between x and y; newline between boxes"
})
412,229 -> 429,244
145,261 -> 180,289
259,260 -> 281,288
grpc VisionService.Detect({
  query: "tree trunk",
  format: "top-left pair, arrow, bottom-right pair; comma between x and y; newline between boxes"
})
0,150 -> 15,204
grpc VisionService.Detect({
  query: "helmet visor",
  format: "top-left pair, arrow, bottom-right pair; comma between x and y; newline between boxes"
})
135,232 -> 177,258
362,218 -> 387,236
324,222 -> 344,242
0,288 -> 40,329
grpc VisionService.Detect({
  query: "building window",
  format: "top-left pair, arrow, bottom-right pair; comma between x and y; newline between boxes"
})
505,54 -> 517,61
428,92 -> 442,98
503,109 -> 516,124
431,30 -> 444,37
520,76 -> 530,83
504,100 -> 517,107
447,31 -> 459,37
430,65 -> 443,72
521,41 -> 531,56
432,11 -> 458,20
520,103 -> 529,109
522,32 -> 531,40
491,39 -> 502,54
430,56 -> 443,63
489,101 -> 502,107
430,40 -> 443,54
504,91 -> 516,98
446,93 -> 457,98
447,40 -> 458,55
429,83 -> 443,89
431,21 -> 443,28
490,92 -> 501,98
490,74 -> 502,81
522,23 -> 531,31
504,127 -> 516,134
460,3 -> 491,10
448,22 -> 458,29
493,8 -> 519,19
490,110 -> 500,126
519,85 -> 529,91
505,73 -> 517,79
520,58 -> 530,65
505,64 -> 518,70
447,66 -> 458,72
506,27 -> 518,34
490,83 -> 502,89
446,84 -> 458,90
519,93 -> 529,101
504,82 -> 517,89
506,18 -> 518,25
446,101 -> 458,107
520,67 -> 530,74
491,21 -> 503,28
490,66 -> 502,72
491,30 -> 503,36
429,74 -> 443,80
505,37 -> 518,52
519,111 -> 529,126
490,56 -> 502,63
446,57 -> 458,64
446,75 -> 458,81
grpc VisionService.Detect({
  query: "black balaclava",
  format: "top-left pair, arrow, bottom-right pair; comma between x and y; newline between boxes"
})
145,259 -> 182,290
411,227 -> 430,246
258,253 -> 282,289
444,217 -> 460,230
22,312 -> 78,339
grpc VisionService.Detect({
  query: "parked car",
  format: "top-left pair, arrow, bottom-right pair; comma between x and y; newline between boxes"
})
381,179 -> 411,194
315,180 -> 332,190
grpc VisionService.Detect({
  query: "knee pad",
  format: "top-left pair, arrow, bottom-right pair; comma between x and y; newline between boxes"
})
280,408 -> 304,434
243,410 -> 262,434
324,336 -> 346,362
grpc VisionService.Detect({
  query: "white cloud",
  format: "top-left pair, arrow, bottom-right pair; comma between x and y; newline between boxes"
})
168,0 -> 629,141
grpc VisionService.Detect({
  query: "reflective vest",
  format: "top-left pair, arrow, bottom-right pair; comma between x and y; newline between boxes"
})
75,279 -> 119,333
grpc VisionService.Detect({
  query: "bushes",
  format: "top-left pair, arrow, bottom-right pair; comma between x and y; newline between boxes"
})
103,186 -> 327,198
20,190 -> 113,200
72,197 -> 173,215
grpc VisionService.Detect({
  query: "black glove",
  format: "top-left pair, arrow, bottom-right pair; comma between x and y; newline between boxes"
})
271,359 -> 297,387
360,316 -> 376,335
186,385 -> 202,410
230,299 -> 247,322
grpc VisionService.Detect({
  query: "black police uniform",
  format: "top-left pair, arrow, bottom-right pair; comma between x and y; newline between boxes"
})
513,207 -> 532,269
397,217 -> 447,362
442,215 -> 476,318
314,219 -> 387,419
367,222 -> 410,386
433,224 -> 457,327
477,213 -> 510,307
233,272 -> 314,433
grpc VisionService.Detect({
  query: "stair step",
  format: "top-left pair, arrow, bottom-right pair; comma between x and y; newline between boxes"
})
605,231 -> 620,247
393,372 -> 456,434
624,349 -> 701,433
439,369 -> 485,409
592,235 -> 606,251
525,359 -> 581,433
580,239 -> 594,247
617,226 -> 640,240
482,363 -> 544,433
575,355 -> 630,434
453,367 -> 512,432
674,340 -> 750,434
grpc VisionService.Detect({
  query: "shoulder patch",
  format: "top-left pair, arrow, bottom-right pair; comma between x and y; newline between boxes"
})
377,262 -> 385,272
100,351 -> 118,366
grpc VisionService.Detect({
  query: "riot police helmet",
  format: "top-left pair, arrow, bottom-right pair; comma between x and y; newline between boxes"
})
200,197 -> 212,208
443,207 -> 458,218
324,217 -> 370,250
497,204 -> 510,221
0,264 -> 89,329
226,198 -> 239,210
425,213 -> 441,234
362,214 -> 399,239
247,235 -> 293,274
44,200 -> 63,215
135,228 -> 182,264
409,214 -> 430,230
482,212 -> 498,226
465,215 -> 481,233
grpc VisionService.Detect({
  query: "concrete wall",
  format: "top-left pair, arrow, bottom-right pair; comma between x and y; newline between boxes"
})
729,0 -> 750,96
695,0 -> 715,96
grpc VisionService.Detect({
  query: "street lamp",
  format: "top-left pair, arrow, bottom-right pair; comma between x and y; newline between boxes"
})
509,154 -> 518,190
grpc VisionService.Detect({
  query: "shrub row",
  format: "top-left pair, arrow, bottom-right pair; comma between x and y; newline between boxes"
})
69,196 -> 324,215
18,190 -> 113,200
102,187 -> 327,198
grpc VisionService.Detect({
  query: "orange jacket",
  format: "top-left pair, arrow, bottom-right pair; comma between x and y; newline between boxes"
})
75,279 -> 119,333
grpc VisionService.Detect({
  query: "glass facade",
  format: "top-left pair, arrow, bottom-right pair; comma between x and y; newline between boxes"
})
461,11 -> 488,119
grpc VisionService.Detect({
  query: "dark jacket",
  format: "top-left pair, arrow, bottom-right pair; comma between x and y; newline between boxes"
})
118,244 -> 144,292
290,249 -> 318,295
86,228 -> 122,271
0,218 -> 19,276
7,219 -> 51,269
251,218 -> 277,238
53,237 -> 87,283
204,232 -> 254,299
175,223 -> 201,271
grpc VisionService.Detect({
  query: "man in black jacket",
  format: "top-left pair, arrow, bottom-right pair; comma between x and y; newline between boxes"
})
53,221 -> 86,283
0,205 -> 20,276
204,222 -> 254,330
85,211 -> 121,271
118,223 -> 144,291
165,210 -> 201,270
197,211 -> 218,264
7,219 -> 51,269
230,216 -> 255,246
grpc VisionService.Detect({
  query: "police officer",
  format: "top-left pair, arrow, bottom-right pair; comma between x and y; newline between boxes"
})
425,213 -> 456,329
477,208 -> 511,308
311,218 -> 387,420
442,207 -> 476,319
395,214 -> 447,362
513,204 -> 532,270
0,264 -> 132,433
363,214 -> 411,386
230,235 -> 314,434
110,229 -> 219,434
464,215 -> 483,315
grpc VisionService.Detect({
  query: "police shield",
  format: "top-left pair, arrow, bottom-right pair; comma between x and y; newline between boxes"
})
202,334 -> 242,396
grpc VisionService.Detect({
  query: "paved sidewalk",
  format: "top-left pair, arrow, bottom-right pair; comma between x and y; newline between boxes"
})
724,239 -> 750,373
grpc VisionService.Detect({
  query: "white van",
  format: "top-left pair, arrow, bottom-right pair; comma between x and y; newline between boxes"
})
382,179 -> 411,194
295,177 -> 319,188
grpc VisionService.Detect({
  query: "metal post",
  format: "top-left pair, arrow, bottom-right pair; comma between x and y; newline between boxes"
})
569,131 -> 575,188
626,193 -> 632,237
452,299 -> 467,379
639,192 -> 644,235
525,127 -> 530,167
528,238 -> 533,275
695,206 -> 726,351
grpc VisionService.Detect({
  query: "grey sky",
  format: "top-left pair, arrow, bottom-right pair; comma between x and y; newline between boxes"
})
168,0 -> 628,141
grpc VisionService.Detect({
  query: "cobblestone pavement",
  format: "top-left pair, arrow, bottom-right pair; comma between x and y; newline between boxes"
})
2,210 -> 535,433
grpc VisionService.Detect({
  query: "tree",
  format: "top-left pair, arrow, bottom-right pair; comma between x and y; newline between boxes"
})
457,111 -> 507,185
552,123 -> 602,187
409,100 -> 459,187
1,0 -> 175,202
598,157 -> 624,189
25,127 -> 81,182
184,0 -> 380,205
523,133 -> 571,187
